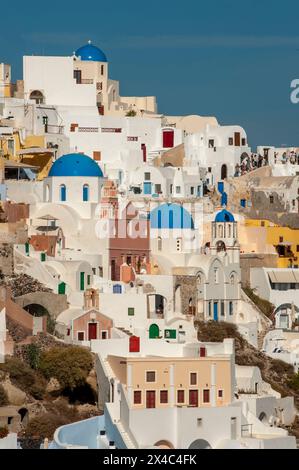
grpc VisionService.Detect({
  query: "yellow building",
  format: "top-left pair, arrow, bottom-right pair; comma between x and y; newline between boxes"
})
108,354 -> 232,410
0,130 -> 53,180
243,219 -> 299,268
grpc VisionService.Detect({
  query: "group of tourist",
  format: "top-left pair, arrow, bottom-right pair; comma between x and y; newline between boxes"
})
275,151 -> 299,165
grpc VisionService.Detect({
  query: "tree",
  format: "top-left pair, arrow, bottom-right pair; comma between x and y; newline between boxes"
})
0,384 -> 8,406
38,346 -> 93,390
125,109 -> 137,117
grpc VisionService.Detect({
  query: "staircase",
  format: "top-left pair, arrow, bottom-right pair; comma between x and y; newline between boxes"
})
115,421 -> 136,449
117,327 -> 133,337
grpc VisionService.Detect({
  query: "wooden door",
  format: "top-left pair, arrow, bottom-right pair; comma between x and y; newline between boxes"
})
189,390 -> 198,407
146,391 -> 156,409
234,132 -> 241,146
88,322 -> 97,340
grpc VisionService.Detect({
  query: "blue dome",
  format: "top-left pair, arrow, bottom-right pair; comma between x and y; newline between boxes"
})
150,203 -> 194,229
48,153 -> 103,178
215,209 -> 235,223
75,42 -> 107,62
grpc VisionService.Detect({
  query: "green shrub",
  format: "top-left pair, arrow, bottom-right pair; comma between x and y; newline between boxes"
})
0,357 -> 47,399
0,384 -> 8,406
27,344 -> 41,370
38,346 -> 93,390
24,414 -> 67,440
125,110 -> 137,117
0,426 -> 8,439
243,287 -> 275,318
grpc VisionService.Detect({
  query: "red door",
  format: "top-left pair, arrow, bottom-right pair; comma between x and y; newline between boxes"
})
88,323 -> 97,340
141,144 -> 147,162
163,130 -> 174,148
189,390 -> 198,407
146,391 -> 156,409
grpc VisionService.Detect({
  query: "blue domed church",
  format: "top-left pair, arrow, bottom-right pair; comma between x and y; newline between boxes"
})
45,153 -> 105,204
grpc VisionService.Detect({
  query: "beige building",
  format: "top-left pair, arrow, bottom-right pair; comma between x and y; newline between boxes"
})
108,353 -> 233,410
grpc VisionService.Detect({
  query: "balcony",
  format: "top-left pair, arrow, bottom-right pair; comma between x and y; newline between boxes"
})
46,124 -> 64,135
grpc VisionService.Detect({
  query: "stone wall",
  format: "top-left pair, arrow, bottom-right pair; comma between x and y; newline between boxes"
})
240,253 -> 278,287
174,275 -> 198,316
0,243 -> 13,276
14,291 -> 68,319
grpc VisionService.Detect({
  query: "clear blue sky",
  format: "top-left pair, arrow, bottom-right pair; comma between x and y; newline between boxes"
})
2,0 -> 299,148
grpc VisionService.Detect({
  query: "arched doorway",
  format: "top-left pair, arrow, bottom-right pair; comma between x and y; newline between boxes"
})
149,323 -> 160,339
154,440 -> 174,449
258,412 -> 268,424
189,439 -> 212,449
29,90 -> 44,104
18,408 -> 29,426
221,164 -> 227,180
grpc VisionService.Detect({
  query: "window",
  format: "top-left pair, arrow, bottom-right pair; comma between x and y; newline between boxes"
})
77,332 -> 84,341
93,151 -> 101,161
176,186 -> 181,194
128,307 -> 135,316
87,275 -> 91,285
134,391 -> 142,405
229,301 -> 234,315
177,390 -> 185,404
155,184 -> 162,194
221,301 -> 225,316
190,373 -> 197,385
158,237 -> 162,251
241,138 -> 246,146
190,187 -> 194,196
208,167 -> 212,173
83,184 -> 89,202
208,301 -> 211,317
146,371 -> 156,383
261,221 -> 265,227
60,184 -> 66,202
218,390 -> 223,398
208,139 -> 214,148
170,184 -> 173,194
197,418 -> 202,426
144,172 -> 151,181
297,245 -> 299,252
73,69 -> 82,84
203,389 -> 210,403
228,137 -> 233,146
270,195 -> 274,204
101,65 -> 104,75
279,236 -> 284,243
160,390 -> 168,404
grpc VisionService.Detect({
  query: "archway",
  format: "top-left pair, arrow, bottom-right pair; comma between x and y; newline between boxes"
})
221,164 -> 227,180
258,412 -> 268,424
154,440 -> 174,449
216,240 -> 226,253
18,408 -> 29,426
149,323 -> 160,339
189,439 -> 212,449
29,90 -> 44,104
23,304 -> 49,317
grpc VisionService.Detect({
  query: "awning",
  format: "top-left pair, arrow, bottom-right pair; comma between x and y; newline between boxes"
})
268,270 -> 299,283
17,147 -> 54,155
4,160 -> 38,169
38,214 -> 59,221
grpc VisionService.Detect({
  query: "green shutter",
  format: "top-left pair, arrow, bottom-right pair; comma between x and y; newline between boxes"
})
80,272 -> 85,291
87,274 -> 91,286
58,282 -> 66,295
164,329 -> 177,339
128,307 -> 135,316
41,252 -> 46,262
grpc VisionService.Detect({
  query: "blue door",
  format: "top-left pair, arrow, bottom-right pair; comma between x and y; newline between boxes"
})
218,182 -> 224,194
213,302 -> 218,321
143,182 -> 152,195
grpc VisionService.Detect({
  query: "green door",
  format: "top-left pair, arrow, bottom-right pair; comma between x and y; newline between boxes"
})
149,323 -> 160,339
41,252 -> 46,262
25,242 -> 30,256
58,282 -> 66,295
80,272 -> 85,291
